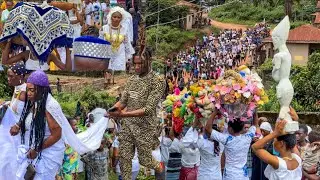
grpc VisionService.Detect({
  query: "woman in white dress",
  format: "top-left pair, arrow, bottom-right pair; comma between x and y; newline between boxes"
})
101,6 -> 134,71
9,70 -> 111,179
184,119 -> 223,180
205,111 -> 259,180
252,120 -> 302,180
0,62 -> 27,180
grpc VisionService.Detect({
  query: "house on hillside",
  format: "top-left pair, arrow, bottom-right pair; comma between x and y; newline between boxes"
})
311,0 -> 320,28
262,0 -> 320,65
176,0 -> 201,30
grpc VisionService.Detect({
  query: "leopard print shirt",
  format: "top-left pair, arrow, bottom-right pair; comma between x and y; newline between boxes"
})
120,71 -> 166,126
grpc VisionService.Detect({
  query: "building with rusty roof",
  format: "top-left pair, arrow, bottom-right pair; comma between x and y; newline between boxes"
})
262,0 -> 320,65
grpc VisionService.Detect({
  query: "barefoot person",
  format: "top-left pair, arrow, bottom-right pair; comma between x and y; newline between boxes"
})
107,48 -> 166,180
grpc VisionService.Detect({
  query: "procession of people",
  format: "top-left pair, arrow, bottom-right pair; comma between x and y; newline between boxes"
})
0,1 -> 320,180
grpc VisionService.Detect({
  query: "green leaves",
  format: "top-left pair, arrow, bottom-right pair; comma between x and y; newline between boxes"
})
259,52 -> 320,112
147,25 -> 202,57
0,69 -> 12,99
54,87 -> 116,117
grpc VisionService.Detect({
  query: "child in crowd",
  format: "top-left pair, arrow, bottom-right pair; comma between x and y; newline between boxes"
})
57,118 -> 79,180
81,138 -> 109,180
302,131 -> 320,179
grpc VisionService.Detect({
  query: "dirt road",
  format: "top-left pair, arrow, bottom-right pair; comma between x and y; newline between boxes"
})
210,20 -> 248,30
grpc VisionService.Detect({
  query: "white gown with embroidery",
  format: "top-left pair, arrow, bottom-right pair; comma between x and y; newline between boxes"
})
102,24 -> 135,71
9,94 -> 110,179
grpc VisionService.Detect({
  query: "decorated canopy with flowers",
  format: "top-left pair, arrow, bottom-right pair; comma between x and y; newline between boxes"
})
162,66 -> 269,130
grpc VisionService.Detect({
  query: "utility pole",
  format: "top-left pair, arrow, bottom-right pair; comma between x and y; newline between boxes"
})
156,0 -> 160,55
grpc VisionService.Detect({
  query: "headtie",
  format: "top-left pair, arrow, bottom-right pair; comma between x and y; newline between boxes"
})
8,61 -> 27,75
27,70 -> 50,87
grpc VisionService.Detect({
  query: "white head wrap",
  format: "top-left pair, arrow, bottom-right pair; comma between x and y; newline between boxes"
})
260,122 -> 273,132
107,6 -> 130,26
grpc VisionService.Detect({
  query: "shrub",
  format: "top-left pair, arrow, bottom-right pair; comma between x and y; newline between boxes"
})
0,69 -> 13,99
147,26 -> 203,57
258,52 -> 320,112
54,87 -> 116,117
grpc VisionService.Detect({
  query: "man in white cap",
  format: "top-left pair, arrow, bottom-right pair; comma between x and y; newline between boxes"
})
252,121 -> 275,180
260,122 -> 273,137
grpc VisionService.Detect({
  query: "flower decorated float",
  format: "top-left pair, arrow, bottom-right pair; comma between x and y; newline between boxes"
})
211,66 -> 268,121
162,66 -> 269,130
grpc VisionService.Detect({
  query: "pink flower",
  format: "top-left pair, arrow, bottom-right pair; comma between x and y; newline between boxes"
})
240,117 -> 247,121
214,85 -> 221,92
210,96 -> 216,102
174,88 -> 180,95
242,86 -> 249,92
254,95 -> 260,102
215,103 -> 221,109
247,83 -> 255,93
220,86 -> 231,95
247,110 -> 253,117
249,102 -> 256,110
233,84 -> 241,90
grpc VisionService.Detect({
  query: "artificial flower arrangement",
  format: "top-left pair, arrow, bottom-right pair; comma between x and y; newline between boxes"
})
189,80 -> 216,124
162,66 -> 269,131
209,66 -> 269,121
162,88 -> 195,133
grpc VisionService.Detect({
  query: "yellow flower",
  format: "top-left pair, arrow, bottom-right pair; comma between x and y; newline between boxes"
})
261,96 -> 269,103
257,100 -> 264,105
234,92 -> 241,99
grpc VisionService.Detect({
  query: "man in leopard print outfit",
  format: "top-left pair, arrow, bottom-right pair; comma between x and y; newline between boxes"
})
108,48 -> 166,180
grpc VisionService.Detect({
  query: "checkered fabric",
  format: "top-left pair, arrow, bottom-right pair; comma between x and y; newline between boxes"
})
73,41 -> 110,59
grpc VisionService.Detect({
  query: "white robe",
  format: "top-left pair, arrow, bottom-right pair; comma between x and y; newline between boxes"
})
0,84 -> 26,180
102,24 -> 135,71
1,93 -> 109,179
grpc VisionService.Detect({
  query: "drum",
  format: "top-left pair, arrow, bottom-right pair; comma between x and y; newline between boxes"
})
73,36 -> 111,71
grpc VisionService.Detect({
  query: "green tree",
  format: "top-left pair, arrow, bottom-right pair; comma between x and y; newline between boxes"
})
146,0 -> 189,28
147,25 -> 202,57
0,70 -> 12,100
291,53 -> 320,111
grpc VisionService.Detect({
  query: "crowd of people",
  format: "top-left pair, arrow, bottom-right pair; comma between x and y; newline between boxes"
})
1,1 -> 320,180
1,46 -> 320,180
165,23 -> 270,92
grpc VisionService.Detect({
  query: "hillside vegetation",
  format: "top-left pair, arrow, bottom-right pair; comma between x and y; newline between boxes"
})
209,0 -> 317,27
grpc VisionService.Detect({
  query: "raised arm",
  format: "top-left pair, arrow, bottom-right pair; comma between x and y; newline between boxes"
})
49,48 -> 72,71
2,40 -> 28,65
252,120 -> 287,169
